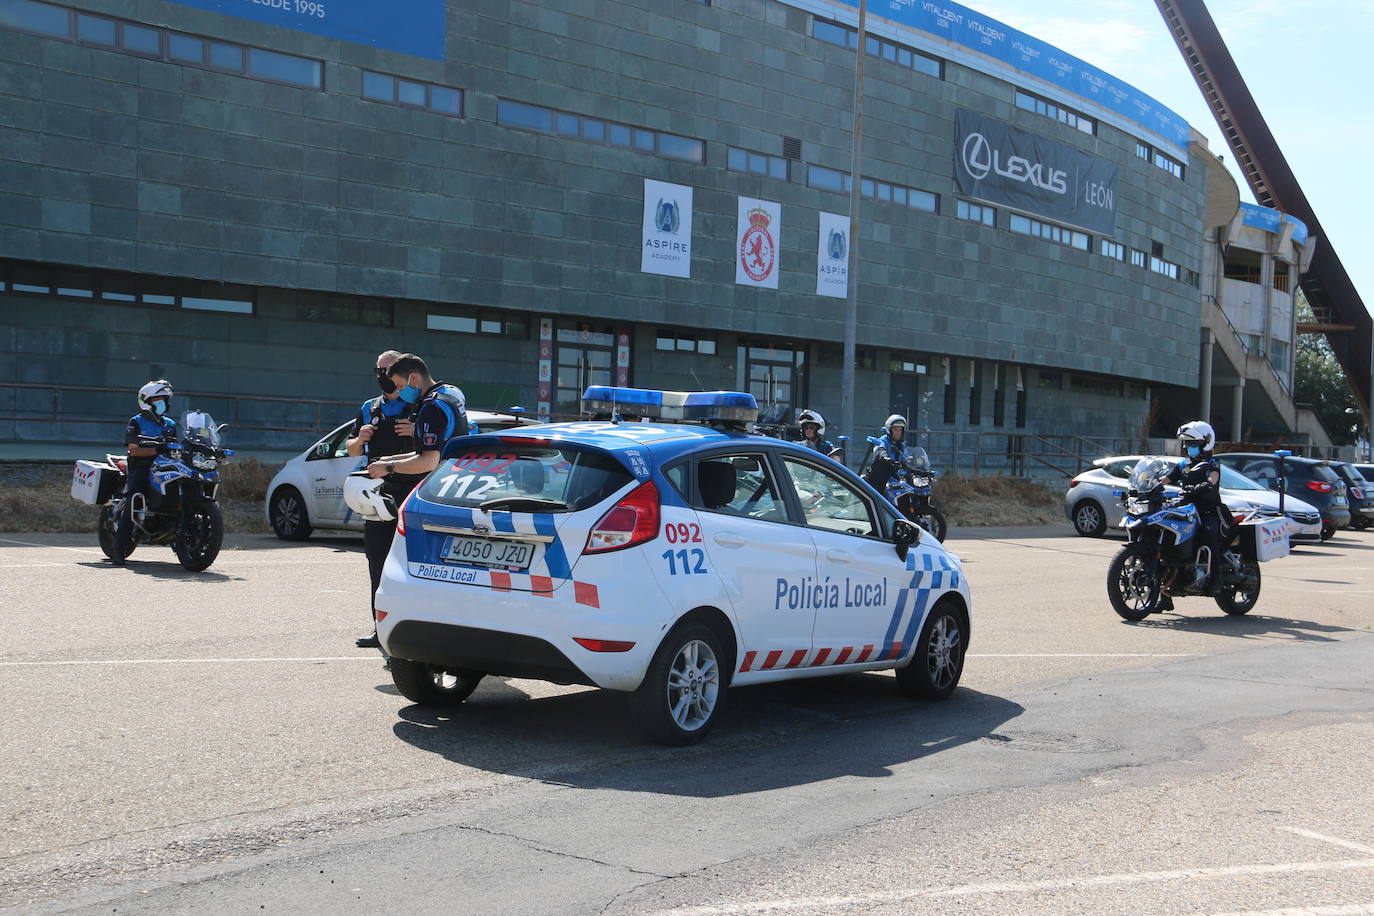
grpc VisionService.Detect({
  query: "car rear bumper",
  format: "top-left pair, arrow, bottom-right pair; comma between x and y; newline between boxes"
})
386,620 -> 595,686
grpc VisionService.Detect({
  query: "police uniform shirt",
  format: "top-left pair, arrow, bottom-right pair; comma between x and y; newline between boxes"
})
349,395 -> 412,460
1175,457 -> 1224,510
414,382 -> 469,452
124,411 -> 177,469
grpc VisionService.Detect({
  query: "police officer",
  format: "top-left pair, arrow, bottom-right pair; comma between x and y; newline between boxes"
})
348,350 -> 419,649
366,352 -> 469,478
862,414 -> 909,492
1166,420 -> 1227,592
112,380 -> 178,565
796,409 -> 841,459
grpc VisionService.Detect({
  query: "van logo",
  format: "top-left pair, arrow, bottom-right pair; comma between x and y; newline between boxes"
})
472,524 -> 492,535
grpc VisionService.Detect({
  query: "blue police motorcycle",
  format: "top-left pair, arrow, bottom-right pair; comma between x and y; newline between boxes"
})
1107,457 -> 1262,621
94,411 -> 230,571
865,439 -> 948,542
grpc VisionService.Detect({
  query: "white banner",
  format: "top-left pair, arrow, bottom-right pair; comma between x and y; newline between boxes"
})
816,211 -> 848,299
641,179 -> 692,277
735,197 -> 780,289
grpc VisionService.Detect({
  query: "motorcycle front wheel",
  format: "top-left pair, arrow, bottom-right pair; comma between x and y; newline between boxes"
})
1107,542 -> 1160,621
1215,560 -> 1261,615
174,499 -> 224,572
917,505 -> 948,542
97,505 -> 134,562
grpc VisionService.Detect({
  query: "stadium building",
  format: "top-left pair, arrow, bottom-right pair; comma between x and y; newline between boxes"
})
1,0 -> 1209,467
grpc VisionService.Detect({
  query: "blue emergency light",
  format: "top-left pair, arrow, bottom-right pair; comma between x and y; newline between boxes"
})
581,386 -> 758,423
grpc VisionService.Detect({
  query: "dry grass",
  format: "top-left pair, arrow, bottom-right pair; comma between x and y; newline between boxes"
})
932,474 -> 1064,527
0,459 -> 278,534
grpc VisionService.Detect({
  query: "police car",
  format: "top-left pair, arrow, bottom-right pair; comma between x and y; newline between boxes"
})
375,388 -> 971,745
264,409 -> 536,539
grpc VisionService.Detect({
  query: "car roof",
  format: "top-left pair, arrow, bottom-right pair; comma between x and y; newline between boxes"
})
1215,452 -> 1322,464
486,421 -> 836,465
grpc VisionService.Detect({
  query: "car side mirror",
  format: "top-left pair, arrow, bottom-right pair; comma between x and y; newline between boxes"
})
893,519 -> 921,560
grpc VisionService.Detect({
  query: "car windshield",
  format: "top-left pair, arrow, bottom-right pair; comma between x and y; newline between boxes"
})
1129,456 -> 1175,492
1219,465 -> 1266,491
181,411 -> 221,448
416,444 -> 633,512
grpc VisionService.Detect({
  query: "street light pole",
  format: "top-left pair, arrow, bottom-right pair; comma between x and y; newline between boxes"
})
839,0 -> 867,465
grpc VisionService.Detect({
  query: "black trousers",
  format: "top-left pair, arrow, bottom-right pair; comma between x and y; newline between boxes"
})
363,517 -> 399,621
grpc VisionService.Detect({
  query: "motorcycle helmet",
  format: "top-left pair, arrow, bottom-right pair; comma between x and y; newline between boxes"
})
137,379 -> 174,414
796,409 -> 826,435
344,472 -> 397,522
1177,420 -> 1216,455
883,414 -> 907,434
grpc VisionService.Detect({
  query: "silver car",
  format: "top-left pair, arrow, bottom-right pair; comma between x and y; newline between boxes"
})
1064,455 -> 1323,540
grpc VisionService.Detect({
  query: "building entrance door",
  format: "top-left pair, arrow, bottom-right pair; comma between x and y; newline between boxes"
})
738,343 -> 807,424
555,324 -> 615,418
889,373 -> 919,424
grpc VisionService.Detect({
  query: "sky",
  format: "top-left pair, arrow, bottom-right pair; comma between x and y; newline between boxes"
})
965,0 -> 1374,318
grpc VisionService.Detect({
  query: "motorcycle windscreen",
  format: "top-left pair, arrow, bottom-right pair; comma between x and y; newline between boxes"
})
1129,456 -> 1175,492
182,411 -> 221,448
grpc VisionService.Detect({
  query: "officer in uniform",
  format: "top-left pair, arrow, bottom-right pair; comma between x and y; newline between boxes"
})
347,350 -> 421,649
796,409 -> 841,459
366,353 -> 470,484
862,414 -> 909,492
1165,420 -> 1228,592
113,380 -> 178,565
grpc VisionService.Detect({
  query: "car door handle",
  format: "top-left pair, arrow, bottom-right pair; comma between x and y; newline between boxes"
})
825,548 -> 852,563
713,532 -> 747,548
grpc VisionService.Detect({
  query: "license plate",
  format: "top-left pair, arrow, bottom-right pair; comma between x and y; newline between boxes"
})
441,534 -> 536,570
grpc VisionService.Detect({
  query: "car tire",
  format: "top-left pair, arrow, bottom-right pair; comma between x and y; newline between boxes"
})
390,659 -> 485,706
1320,522 -> 1336,541
1071,499 -> 1108,537
1352,516 -> 1370,531
895,599 -> 968,700
629,622 -> 726,746
269,486 -> 313,541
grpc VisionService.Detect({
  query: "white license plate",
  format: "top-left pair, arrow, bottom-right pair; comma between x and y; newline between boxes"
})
441,534 -> 536,570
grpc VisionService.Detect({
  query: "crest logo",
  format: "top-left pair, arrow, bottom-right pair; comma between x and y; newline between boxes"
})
654,199 -> 680,234
739,207 -> 776,282
826,228 -> 847,262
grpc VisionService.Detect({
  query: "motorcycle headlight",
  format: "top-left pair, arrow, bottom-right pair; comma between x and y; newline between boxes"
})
1126,498 -> 1150,515
191,453 -> 218,470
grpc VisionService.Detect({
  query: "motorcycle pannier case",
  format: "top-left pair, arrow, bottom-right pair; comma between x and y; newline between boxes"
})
71,460 -> 119,505
1247,517 -> 1291,562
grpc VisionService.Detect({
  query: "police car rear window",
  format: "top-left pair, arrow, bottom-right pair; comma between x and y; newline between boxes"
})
417,445 -> 633,513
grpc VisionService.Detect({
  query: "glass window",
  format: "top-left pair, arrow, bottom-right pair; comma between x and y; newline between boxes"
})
247,48 -> 320,87
892,186 -> 907,206
609,123 -> 631,146
698,339 -> 716,355
142,293 -> 175,305
101,290 -> 136,302
362,71 -> 394,101
428,86 -> 461,114
499,99 -> 552,132
897,47 -> 912,67
420,445 -> 632,513
0,0 -> 69,36
860,178 -> 874,198
809,165 -> 843,192
748,152 -> 767,173
656,336 -> 675,351
633,129 -> 655,152
659,133 -> 703,162
555,113 -> 579,136
209,41 -> 242,70
909,189 -> 937,212
429,314 -> 478,334
56,286 -> 93,298
397,79 -> 426,107
182,297 -> 252,314
768,157 -> 788,180
692,455 -> 788,523
76,14 -> 115,44
727,147 -> 747,171
480,319 -> 502,334
168,33 -> 203,62
120,23 -> 158,54
813,19 -> 850,47
582,118 -> 604,141
783,458 -> 879,538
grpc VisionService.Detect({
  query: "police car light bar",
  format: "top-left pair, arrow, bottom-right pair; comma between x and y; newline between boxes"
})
581,387 -> 758,423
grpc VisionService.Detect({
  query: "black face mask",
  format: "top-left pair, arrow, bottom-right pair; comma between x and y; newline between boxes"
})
376,368 -> 397,394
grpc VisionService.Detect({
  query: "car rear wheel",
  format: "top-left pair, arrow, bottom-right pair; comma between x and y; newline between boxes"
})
1351,516 -> 1370,531
629,622 -> 726,746
270,486 -> 312,541
390,659 -> 485,706
1320,522 -> 1336,541
1072,499 -> 1107,537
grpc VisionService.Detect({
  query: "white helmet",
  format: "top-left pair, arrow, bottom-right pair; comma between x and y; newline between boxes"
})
796,409 -> 826,434
344,473 -> 397,522
1177,419 -> 1216,452
883,414 -> 907,433
137,379 -> 174,413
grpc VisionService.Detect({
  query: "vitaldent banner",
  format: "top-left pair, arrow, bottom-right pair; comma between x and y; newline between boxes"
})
954,109 -> 1118,235
816,212 -> 848,299
159,0 -> 446,60
736,197 -> 781,289
641,179 -> 693,278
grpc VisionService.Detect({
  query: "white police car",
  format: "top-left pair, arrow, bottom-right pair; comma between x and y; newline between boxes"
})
375,388 -> 972,744
264,409 -> 536,539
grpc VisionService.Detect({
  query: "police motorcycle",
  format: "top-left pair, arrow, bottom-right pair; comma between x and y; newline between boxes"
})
74,411 -> 231,571
865,438 -> 948,541
1106,456 -> 1288,621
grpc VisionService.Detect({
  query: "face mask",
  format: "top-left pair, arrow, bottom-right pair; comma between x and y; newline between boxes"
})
1186,445 -> 1201,458
376,370 -> 397,395
397,384 -> 421,404
152,401 -> 168,416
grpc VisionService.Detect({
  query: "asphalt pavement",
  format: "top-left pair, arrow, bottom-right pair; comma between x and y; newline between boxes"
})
1,525 -> 1371,914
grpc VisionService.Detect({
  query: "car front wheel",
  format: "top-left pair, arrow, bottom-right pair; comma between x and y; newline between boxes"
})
270,486 -> 312,541
896,599 -> 967,700
629,622 -> 726,746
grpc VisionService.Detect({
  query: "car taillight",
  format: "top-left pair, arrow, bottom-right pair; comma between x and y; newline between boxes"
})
1067,479 -> 1080,488
585,481 -> 660,553
1306,480 -> 1333,494
1351,487 -> 1364,500
1232,512 -> 1247,525
395,489 -> 416,536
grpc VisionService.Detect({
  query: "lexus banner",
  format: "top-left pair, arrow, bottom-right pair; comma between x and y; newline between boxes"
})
954,109 -> 1119,236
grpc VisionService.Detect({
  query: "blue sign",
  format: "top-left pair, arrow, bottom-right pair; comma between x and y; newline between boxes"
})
820,0 -> 1189,150
160,0 -> 446,61
1240,202 -> 1309,244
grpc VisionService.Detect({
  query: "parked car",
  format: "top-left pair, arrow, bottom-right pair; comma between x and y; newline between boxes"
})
1329,462 -> 1374,530
1213,453 -> 1351,540
266,409 -> 538,539
1065,455 -> 1323,540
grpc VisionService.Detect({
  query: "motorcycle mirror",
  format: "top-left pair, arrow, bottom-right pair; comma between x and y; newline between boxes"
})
893,518 -> 920,560
217,423 -> 230,432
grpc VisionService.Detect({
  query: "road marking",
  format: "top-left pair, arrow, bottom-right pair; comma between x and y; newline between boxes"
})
968,653 -> 1196,658
0,657 -> 380,667
1282,827 -> 1374,856
1205,906 -> 1374,916
653,859 -> 1374,915
0,536 -> 102,554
